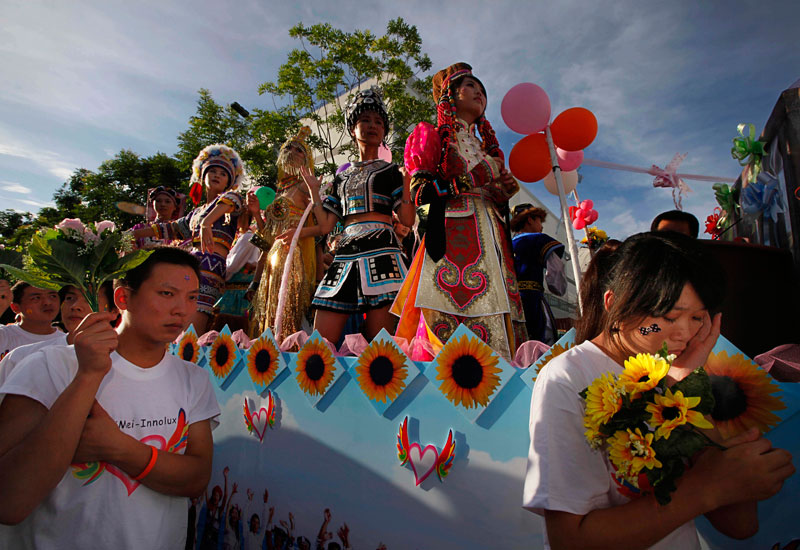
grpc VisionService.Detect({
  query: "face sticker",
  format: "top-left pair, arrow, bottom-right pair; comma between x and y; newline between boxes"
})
184,275 -> 191,281
639,323 -> 662,336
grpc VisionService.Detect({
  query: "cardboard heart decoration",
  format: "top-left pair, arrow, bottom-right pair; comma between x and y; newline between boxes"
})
407,443 -> 439,486
243,393 -> 276,442
249,407 -> 269,441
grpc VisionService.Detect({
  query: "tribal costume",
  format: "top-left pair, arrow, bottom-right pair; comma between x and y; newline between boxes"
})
391,63 -> 527,360
150,145 -> 244,314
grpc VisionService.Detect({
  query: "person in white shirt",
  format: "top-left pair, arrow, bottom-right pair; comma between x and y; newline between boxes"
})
0,246 -> 220,549
523,232 -> 795,550
0,283 -> 117,390
0,282 -> 63,361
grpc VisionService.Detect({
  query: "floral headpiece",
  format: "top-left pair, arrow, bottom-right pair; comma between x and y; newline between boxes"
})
345,88 -> 389,135
189,144 -> 245,205
432,63 -> 502,178
277,126 -> 314,183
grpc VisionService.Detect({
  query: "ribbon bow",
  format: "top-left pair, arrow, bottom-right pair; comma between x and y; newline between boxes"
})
731,123 -> 766,184
741,180 -> 783,223
712,183 -> 737,215
648,153 -> 692,210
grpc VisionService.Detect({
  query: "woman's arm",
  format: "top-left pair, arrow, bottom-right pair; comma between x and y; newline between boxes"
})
396,167 -> 415,228
199,201 -> 235,254
300,167 -> 338,236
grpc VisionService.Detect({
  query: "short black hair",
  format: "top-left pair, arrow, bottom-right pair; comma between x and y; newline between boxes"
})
11,281 -> 31,304
114,246 -> 200,293
650,210 -> 699,238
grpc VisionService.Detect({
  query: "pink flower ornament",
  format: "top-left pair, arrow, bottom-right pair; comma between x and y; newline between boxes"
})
55,218 -> 87,235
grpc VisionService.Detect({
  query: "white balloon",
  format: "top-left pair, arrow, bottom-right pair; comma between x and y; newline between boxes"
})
543,169 -> 578,196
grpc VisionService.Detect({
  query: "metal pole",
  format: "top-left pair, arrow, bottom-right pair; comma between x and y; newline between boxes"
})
545,126 -> 583,314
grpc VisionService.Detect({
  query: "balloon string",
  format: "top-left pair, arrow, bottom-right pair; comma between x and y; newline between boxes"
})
581,158 -> 736,183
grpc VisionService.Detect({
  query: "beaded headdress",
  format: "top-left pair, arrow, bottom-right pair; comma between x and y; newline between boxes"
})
277,126 -> 314,184
432,62 -> 503,177
345,88 -> 389,135
189,144 -> 245,205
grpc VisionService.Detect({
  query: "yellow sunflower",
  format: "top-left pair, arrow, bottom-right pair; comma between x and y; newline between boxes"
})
355,340 -> 408,403
608,428 -> 662,481
533,342 -> 573,380
583,372 -> 623,426
295,340 -> 336,396
646,388 -> 713,440
178,332 -> 199,364
435,334 -> 501,409
209,333 -> 237,378
619,353 -> 670,398
247,337 -> 280,387
704,351 -> 785,439
583,418 -> 604,450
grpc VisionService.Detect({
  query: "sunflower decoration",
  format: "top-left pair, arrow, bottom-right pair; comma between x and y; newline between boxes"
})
533,342 -> 573,380
209,332 -> 238,379
608,428 -> 662,483
247,337 -> 281,388
295,339 -> 336,397
435,334 -> 502,409
355,339 -> 409,403
704,350 -> 785,439
178,331 -> 200,364
583,372 -> 623,428
646,388 -> 713,440
618,353 -> 670,399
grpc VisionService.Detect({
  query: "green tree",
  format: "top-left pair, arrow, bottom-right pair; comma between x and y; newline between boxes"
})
258,18 -> 436,176
0,210 -> 34,239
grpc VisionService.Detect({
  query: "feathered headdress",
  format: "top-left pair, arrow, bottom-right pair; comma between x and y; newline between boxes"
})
189,144 -> 245,205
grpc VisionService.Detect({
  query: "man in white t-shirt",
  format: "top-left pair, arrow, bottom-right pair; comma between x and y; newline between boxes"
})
0,282 -> 63,360
0,247 -> 220,550
0,283 -> 118,391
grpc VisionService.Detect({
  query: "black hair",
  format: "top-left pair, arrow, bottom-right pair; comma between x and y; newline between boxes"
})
114,246 -> 200,293
601,232 -> 725,339
575,239 -> 622,343
11,281 -> 31,304
650,210 -> 700,238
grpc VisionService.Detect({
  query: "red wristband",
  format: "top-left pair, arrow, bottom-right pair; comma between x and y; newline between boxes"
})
133,446 -> 158,481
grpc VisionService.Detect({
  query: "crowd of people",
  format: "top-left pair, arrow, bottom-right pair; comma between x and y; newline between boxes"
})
0,61 -> 794,549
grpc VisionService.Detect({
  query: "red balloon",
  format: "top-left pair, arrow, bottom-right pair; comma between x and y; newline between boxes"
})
551,107 -> 598,152
509,133 -> 551,183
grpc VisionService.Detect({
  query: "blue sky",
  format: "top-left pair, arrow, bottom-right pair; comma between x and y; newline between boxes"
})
1,0 -> 798,240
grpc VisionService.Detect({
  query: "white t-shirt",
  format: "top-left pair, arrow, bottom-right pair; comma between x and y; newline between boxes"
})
0,324 -> 63,362
0,332 -> 68,390
0,345 -> 220,550
522,340 -> 700,550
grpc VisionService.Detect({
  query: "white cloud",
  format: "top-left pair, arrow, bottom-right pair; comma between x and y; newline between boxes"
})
0,181 -> 32,194
0,140 -> 76,180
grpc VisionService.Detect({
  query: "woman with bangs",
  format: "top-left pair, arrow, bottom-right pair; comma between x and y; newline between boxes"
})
523,231 -> 794,549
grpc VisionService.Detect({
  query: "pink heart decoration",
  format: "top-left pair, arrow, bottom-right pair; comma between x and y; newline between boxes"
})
407,443 -> 439,486
106,434 -> 166,496
249,407 -> 270,442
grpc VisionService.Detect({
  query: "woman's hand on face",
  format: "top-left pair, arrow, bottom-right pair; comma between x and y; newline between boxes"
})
670,312 -> 721,379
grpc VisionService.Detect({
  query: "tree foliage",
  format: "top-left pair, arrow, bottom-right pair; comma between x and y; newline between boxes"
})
258,18 -> 436,176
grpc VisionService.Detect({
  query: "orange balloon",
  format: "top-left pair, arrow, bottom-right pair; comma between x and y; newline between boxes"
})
550,107 -> 598,152
509,133 -> 551,183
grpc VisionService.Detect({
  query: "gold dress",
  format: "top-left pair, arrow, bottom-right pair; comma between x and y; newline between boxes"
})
249,195 -> 317,340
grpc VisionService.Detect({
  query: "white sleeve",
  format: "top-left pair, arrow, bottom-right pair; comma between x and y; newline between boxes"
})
545,253 -> 567,296
225,232 -> 258,281
522,359 -> 613,516
187,366 -> 221,428
0,349 -> 65,408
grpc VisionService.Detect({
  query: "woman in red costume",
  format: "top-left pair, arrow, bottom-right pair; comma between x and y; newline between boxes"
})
392,63 -> 526,360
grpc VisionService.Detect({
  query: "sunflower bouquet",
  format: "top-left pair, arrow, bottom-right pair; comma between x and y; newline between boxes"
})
580,346 -> 719,505
0,218 -> 151,312
581,226 -> 608,250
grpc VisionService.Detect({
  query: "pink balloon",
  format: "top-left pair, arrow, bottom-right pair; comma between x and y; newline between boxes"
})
573,218 -> 586,230
501,83 -> 552,135
543,170 -> 579,196
378,144 -> 392,163
579,199 -> 593,210
556,147 -> 584,171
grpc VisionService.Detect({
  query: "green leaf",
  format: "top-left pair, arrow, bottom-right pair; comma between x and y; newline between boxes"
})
0,265 -> 62,291
100,249 -> 153,283
671,367 -> 715,415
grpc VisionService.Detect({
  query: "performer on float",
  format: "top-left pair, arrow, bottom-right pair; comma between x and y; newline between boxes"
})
299,89 -> 415,343
131,145 -> 244,334
509,204 -> 566,345
247,127 -> 318,340
131,186 -> 184,249
392,62 -> 525,360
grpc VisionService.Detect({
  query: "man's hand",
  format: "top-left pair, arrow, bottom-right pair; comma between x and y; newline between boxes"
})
73,312 -> 119,379
72,400 -> 125,463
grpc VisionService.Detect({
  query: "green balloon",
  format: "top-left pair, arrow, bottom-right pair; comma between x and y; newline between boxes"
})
255,186 -> 276,209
